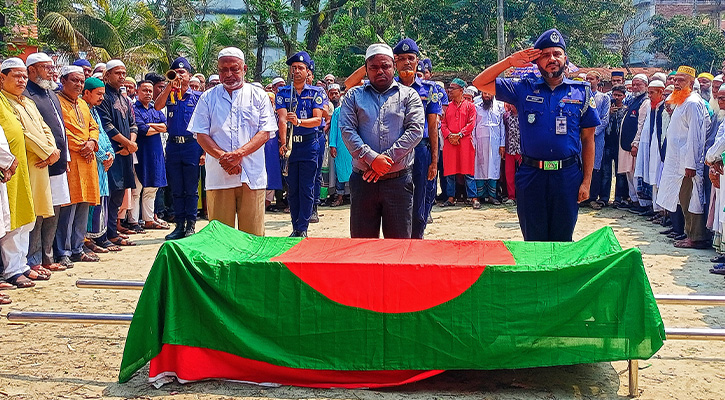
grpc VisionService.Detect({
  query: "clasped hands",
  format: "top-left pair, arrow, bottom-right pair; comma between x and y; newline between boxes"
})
34,149 -> 61,168
363,154 -> 394,183
117,140 -> 138,156
0,158 -> 18,183
219,149 -> 243,175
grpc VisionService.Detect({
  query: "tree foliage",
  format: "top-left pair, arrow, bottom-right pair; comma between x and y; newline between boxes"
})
647,15 -> 725,73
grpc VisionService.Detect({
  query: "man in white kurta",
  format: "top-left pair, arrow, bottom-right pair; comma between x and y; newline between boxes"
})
635,80 -> 670,212
704,87 -> 725,258
656,66 -> 710,248
618,74 -> 651,211
189,47 -> 277,236
0,125 -> 14,239
472,93 -> 505,206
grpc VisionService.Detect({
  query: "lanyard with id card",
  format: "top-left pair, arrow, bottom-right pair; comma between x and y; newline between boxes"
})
555,115 -> 567,135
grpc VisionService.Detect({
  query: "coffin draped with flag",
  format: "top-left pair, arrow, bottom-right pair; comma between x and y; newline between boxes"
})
119,221 -> 665,388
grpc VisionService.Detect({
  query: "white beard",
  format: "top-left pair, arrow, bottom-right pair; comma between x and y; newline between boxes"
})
34,77 -> 58,91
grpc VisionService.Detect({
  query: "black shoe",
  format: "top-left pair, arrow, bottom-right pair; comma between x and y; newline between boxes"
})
628,205 -> 646,213
673,233 -> 687,241
56,255 -> 74,269
309,209 -> 319,223
184,220 -> 196,237
165,221 -> 186,240
639,209 -> 656,217
710,254 -> 725,263
289,230 -> 307,237
660,228 -> 674,235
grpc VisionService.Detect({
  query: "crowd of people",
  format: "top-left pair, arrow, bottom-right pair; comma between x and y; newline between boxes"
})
1,31 -> 725,307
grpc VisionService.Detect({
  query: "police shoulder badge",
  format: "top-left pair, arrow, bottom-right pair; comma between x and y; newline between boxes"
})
315,96 -> 323,104
589,95 -> 596,108
276,95 -> 283,104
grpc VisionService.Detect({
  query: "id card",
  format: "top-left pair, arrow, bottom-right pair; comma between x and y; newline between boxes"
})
555,116 -> 567,135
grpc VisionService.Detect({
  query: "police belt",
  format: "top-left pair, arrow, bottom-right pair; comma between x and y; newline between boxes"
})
521,155 -> 578,171
353,167 -> 411,181
290,134 -> 316,143
170,135 -> 195,144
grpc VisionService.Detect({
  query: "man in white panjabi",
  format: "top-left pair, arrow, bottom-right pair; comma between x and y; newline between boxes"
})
618,74 -> 651,212
472,90 -> 505,207
704,87 -> 725,262
634,80 -> 670,215
656,66 -> 710,249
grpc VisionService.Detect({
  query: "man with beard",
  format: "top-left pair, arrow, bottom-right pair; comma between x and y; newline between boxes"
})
23,52 -> 70,270
634,80 -> 669,222
339,43 -> 424,238
472,91 -> 505,206
96,60 -> 138,247
189,47 -> 277,235
328,83 -> 352,207
618,74 -> 650,213
154,57 -> 204,240
270,77 -> 285,94
705,87 -> 725,267
698,73 -> 714,102
276,51 -> 325,237
656,66 -> 710,249
472,28 -> 600,242
584,71 -> 610,209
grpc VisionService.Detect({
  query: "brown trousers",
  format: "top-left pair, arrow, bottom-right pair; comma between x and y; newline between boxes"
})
206,184 -> 265,236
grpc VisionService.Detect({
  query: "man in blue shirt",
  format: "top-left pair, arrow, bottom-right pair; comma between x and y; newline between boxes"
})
473,29 -> 600,241
154,57 -> 204,240
276,51 -> 325,237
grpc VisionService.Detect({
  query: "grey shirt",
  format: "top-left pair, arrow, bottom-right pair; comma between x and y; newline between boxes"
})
339,80 -> 424,173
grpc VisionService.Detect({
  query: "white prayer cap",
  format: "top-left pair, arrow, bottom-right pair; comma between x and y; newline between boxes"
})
625,80 -> 632,85
463,87 -> 476,97
577,73 -> 587,79
648,80 -> 665,89
632,73 -> 648,84
60,65 -> 84,77
328,83 -> 340,91
218,47 -> 245,62
271,77 -> 285,86
1,57 -> 26,72
324,74 -> 335,81
251,82 -> 263,89
466,85 -> 479,94
651,72 -> 667,83
714,74 -> 724,83
189,76 -> 200,83
93,63 -> 106,71
365,43 -> 394,61
208,74 -> 220,82
106,59 -> 125,71
25,52 -> 52,67
92,72 -> 103,78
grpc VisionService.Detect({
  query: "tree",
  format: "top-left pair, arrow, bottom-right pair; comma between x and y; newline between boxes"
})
647,15 -> 725,73
0,0 -> 39,57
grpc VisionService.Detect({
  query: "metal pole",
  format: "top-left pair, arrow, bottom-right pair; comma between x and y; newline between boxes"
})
655,294 -> 725,306
496,0 -> 505,61
628,360 -> 638,397
6,311 -> 133,324
76,279 -> 144,290
665,327 -> 725,340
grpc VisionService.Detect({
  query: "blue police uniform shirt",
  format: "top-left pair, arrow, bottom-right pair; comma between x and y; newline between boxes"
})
275,84 -> 325,136
395,76 -> 442,138
495,76 -> 600,161
166,88 -> 202,137
319,88 -> 330,130
437,84 -> 449,106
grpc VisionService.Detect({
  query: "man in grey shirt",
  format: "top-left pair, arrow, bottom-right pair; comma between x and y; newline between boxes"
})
339,43 -> 425,238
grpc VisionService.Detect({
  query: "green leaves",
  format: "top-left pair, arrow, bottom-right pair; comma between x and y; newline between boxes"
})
647,15 -> 725,73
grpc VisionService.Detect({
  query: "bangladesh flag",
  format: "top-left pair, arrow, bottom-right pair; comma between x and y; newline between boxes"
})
119,221 -> 665,388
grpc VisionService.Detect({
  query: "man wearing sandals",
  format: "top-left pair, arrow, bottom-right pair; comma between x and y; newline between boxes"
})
0,58 -> 49,288
57,66 -> 101,263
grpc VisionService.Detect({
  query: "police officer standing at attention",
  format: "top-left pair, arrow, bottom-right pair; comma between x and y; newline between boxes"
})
391,39 -> 442,238
276,51 -> 325,237
472,29 -> 600,241
154,57 -> 204,240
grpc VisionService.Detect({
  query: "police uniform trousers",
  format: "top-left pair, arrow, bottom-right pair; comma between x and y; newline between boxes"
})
412,139 -> 432,239
288,134 -> 320,233
516,163 -> 582,242
165,138 -> 203,224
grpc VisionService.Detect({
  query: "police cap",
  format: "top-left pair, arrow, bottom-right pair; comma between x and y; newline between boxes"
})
286,51 -> 312,69
393,38 -> 419,55
533,29 -> 566,52
171,57 -> 193,73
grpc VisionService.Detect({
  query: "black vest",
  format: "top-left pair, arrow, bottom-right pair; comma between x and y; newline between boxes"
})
620,93 -> 647,152
24,81 -> 69,177
651,103 -> 666,163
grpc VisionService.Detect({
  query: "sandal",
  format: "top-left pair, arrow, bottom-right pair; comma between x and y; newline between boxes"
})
0,281 -> 16,290
154,217 -> 170,229
117,225 -> 136,235
42,263 -> 67,271
472,199 -> 481,209
6,273 -> 36,288
71,252 -> 100,263
85,241 -> 109,254
30,265 -> 52,275
711,255 -> 725,263
143,220 -> 167,230
128,224 -> 146,234
110,237 -> 136,247
439,200 -> 456,207
24,269 -> 50,281
99,240 -> 122,252
710,263 -> 725,274
0,293 -> 11,304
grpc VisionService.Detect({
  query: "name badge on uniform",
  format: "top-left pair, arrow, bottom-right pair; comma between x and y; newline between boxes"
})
556,116 -> 567,135
528,113 -> 536,124
526,95 -> 544,103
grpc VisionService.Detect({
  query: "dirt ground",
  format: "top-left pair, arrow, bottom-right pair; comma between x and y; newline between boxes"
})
1,203 -> 725,400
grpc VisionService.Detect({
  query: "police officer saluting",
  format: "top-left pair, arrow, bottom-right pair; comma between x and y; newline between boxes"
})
473,29 -> 600,241
276,51 -> 325,237
154,57 -> 204,240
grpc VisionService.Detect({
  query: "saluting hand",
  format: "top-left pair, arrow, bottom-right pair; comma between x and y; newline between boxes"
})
509,48 -> 542,68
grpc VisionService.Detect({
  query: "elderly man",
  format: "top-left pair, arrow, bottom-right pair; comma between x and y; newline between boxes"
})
657,66 -> 710,249
705,87 -> 725,266
698,73 -> 714,102
0,58 -> 53,286
339,43 -> 424,238
207,74 -> 220,90
472,91 -> 505,206
57,66 -> 100,262
132,80 -> 168,230
472,29 -> 600,242
585,71 -> 610,209
189,48 -> 276,234
441,78 -> 477,207
635,80 -> 669,221
276,51 -> 326,237
96,60 -> 138,247
618,74 -> 650,213
155,57 -> 204,240
24,52 -> 70,270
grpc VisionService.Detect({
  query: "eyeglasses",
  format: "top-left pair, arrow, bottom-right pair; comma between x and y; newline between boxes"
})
717,96 -> 725,101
